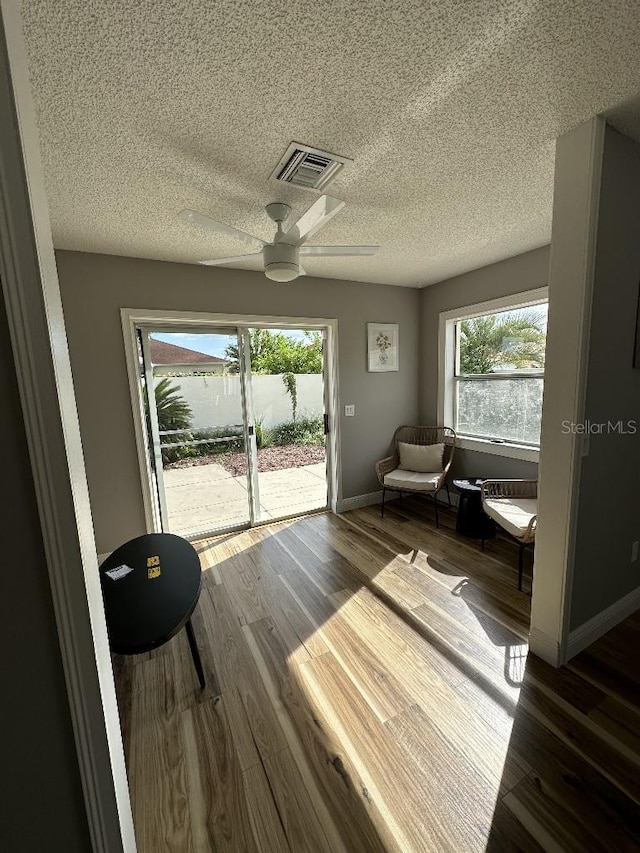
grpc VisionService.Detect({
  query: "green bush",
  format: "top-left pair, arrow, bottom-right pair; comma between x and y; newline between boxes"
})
161,426 -> 244,465
158,406 -> 324,465
188,427 -> 244,456
270,417 -> 324,447
154,377 -> 193,430
147,378 -> 194,464
255,417 -> 275,450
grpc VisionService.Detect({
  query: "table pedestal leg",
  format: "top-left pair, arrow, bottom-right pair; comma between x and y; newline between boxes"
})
185,618 -> 205,689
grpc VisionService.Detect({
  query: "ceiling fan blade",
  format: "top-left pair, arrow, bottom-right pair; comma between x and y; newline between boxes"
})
280,195 -> 345,246
179,209 -> 265,247
299,245 -> 379,257
198,252 -> 263,266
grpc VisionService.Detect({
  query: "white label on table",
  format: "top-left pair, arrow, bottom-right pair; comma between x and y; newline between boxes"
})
105,563 -> 134,581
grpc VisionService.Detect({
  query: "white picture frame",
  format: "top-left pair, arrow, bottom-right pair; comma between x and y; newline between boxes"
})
367,323 -> 399,372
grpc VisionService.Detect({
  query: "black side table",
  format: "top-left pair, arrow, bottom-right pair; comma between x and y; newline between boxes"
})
453,479 -> 496,541
100,532 -> 205,689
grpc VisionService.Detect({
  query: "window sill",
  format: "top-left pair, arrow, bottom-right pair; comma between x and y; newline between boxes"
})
456,435 -> 540,463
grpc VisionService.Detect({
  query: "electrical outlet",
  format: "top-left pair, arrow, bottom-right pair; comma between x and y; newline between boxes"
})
344,404 -> 355,417
632,541 -> 639,563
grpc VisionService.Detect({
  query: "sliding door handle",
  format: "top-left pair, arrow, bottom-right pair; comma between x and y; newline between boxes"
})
324,414 -> 329,435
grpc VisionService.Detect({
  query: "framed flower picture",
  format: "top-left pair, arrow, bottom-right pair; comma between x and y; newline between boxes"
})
367,323 -> 399,372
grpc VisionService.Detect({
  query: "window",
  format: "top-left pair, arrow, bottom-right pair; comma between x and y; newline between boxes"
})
439,289 -> 548,458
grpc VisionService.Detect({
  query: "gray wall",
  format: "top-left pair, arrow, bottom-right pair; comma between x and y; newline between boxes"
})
419,246 -> 550,480
56,250 -> 420,554
571,126 -> 640,629
0,297 -> 90,850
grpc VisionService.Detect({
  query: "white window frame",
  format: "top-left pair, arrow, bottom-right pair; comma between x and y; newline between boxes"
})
437,287 -> 548,462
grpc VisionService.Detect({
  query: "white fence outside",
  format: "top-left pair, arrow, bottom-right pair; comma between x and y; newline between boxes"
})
156,373 -> 324,429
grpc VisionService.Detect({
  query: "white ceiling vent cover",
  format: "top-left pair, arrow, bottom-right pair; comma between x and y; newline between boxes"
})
271,142 -> 350,191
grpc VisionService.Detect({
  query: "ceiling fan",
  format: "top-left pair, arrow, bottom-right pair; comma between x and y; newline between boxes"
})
178,195 -> 378,282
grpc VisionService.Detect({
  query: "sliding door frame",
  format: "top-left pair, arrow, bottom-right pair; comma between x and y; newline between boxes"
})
138,324 -> 255,538
121,308 -> 341,536
139,328 -> 170,530
239,327 -> 261,524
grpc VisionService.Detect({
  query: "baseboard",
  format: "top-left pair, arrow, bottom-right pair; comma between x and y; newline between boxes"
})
566,585 -> 640,661
336,490 -> 397,512
336,489 -> 457,513
528,627 -> 561,667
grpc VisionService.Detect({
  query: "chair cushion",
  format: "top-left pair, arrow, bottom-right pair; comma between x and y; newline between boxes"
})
483,497 -> 537,539
384,468 -> 442,492
398,441 -> 444,473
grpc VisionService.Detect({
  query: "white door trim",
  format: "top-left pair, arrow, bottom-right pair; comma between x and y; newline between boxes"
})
121,315 -> 160,533
122,307 -> 338,330
0,4 -> 135,850
121,308 -> 341,531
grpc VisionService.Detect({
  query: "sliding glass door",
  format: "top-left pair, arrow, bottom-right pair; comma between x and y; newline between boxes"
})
248,327 -> 328,520
138,323 -> 329,538
140,328 -> 254,537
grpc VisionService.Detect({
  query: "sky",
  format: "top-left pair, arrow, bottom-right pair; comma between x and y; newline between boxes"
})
151,328 -> 308,359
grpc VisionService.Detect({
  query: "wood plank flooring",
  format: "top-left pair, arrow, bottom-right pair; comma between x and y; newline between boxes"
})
114,499 -> 640,852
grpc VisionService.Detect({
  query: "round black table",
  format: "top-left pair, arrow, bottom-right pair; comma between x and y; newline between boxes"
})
100,532 -> 205,688
453,478 -> 496,541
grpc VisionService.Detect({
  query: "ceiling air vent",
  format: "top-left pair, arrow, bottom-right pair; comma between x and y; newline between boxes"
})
271,142 -> 350,191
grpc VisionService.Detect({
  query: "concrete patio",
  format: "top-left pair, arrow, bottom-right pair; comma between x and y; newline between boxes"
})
163,459 -> 327,535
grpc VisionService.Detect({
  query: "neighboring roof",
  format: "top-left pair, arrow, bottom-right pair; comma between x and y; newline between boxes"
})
149,338 -> 228,366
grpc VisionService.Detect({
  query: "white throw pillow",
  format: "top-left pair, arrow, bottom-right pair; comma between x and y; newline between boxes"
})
398,441 -> 445,473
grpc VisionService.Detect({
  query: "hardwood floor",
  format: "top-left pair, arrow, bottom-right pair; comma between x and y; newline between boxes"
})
113,499 -> 640,852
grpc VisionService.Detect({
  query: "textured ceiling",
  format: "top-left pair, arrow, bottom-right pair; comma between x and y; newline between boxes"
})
20,0 -> 640,287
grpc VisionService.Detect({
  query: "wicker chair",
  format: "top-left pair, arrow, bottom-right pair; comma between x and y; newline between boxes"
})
480,479 -> 538,591
375,425 -> 457,526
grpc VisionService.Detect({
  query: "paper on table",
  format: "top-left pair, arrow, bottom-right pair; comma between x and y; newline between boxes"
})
105,563 -> 134,581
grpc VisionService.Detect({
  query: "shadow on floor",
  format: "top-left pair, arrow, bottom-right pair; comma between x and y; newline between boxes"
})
114,501 -> 532,849
113,505 -> 639,850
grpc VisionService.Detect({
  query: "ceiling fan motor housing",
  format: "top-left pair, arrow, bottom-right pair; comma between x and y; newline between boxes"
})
263,242 -> 299,282
265,201 -> 291,224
